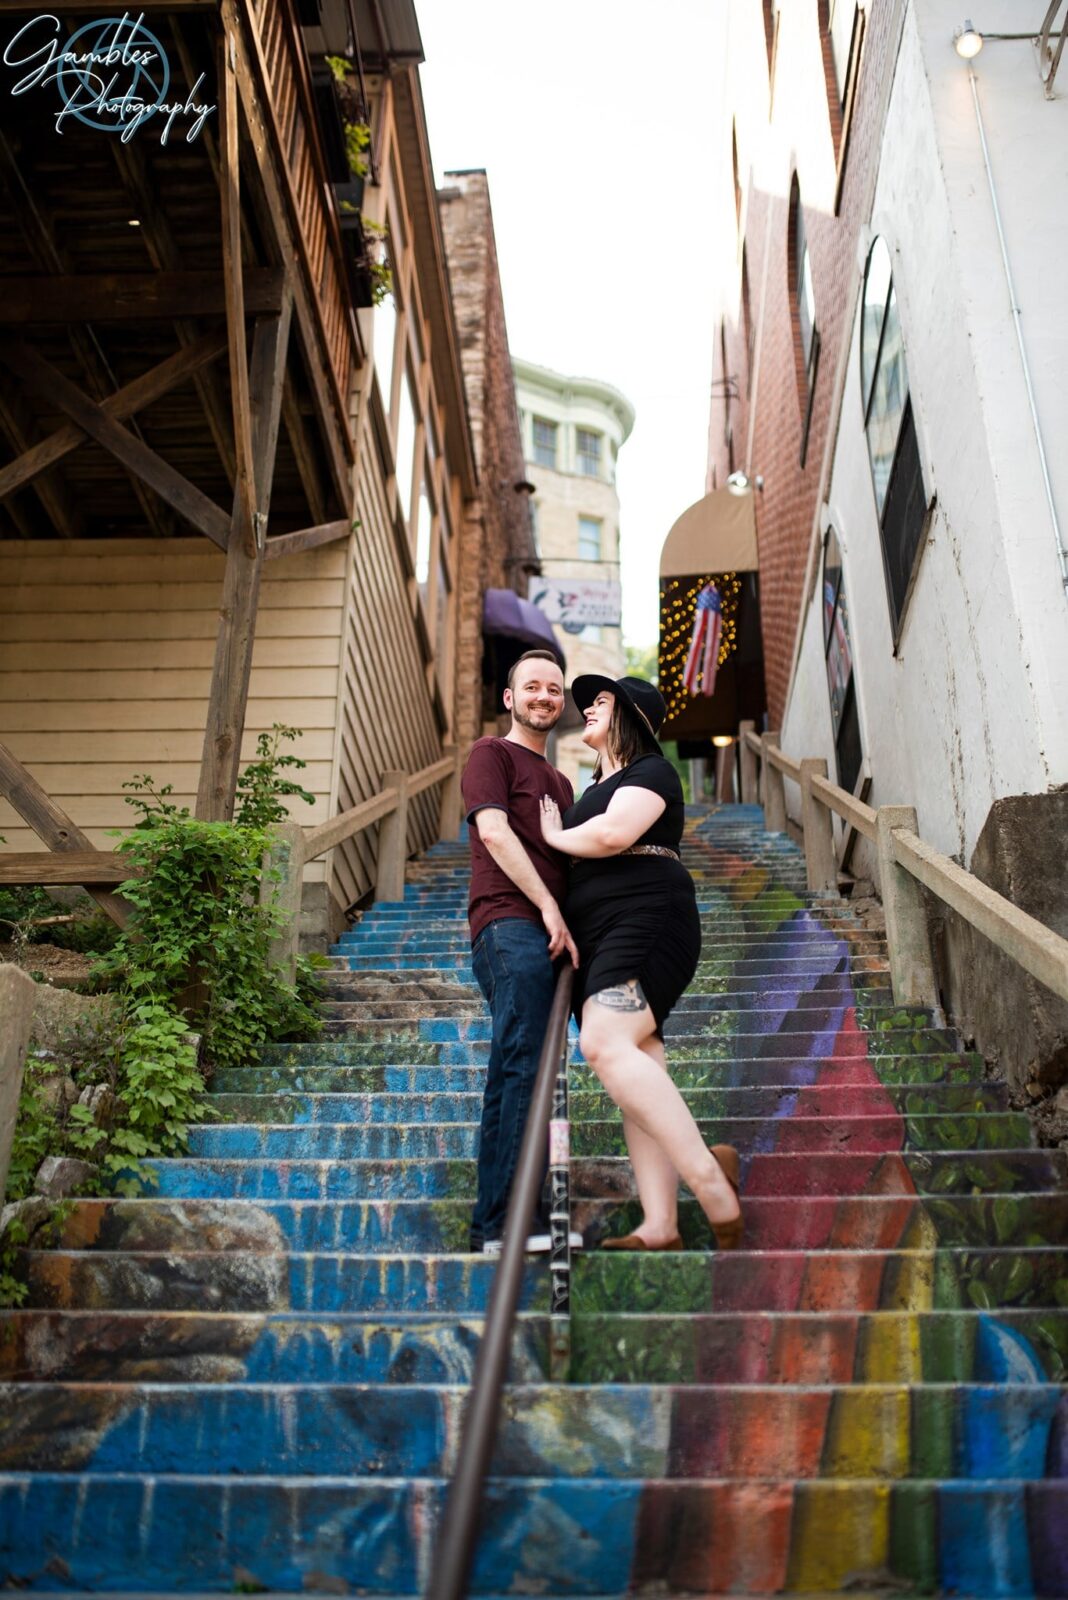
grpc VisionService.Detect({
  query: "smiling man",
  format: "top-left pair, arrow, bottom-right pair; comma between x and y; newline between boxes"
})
461,648 -> 580,1255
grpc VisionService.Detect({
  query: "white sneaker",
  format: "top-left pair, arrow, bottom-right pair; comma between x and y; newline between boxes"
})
485,1231 -> 584,1256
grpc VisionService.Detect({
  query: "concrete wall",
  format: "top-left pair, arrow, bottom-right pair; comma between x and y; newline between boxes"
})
781,1 -> 1068,868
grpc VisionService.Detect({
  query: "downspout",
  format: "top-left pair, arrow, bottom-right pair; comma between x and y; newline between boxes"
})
967,66 -> 1068,595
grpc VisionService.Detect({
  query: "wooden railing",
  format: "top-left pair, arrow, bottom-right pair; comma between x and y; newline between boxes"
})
262,746 -> 464,980
241,0 -> 359,434
739,721 -> 1068,1011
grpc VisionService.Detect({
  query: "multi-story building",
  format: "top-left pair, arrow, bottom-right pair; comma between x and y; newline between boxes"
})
513,358 -> 635,789
709,0 -> 1068,1081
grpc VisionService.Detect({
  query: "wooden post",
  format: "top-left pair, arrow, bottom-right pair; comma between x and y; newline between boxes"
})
219,22 -> 258,561
260,821 -> 306,985
0,740 -> 128,927
197,292 -> 293,821
799,757 -> 837,892
375,772 -> 409,903
875,805 -> 940,1008
760,732 -> 787,833
437,744 -> 462,842
739,721 -> 758,804
0,965 -> 36,1200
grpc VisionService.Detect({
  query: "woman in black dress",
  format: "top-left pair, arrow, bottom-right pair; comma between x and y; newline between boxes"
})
539,674 -> 743,1251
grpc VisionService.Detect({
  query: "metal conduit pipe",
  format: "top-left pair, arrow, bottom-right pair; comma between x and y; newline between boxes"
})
967,66 -> 1068,595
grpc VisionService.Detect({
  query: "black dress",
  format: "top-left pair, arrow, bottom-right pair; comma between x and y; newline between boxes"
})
562,753 -> 702,1037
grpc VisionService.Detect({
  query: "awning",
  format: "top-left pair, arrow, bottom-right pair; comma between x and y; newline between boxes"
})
660,488 -> 758,577
482,588 -> 566,668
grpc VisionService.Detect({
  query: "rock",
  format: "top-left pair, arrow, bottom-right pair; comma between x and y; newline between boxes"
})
0,1194 -> 52,1244
38,1074 -> 79,1113
34,1156 -> 96,1199
30,986 -> 117,1055
77,1083 -> 115,1123
1055,1087 -> 1068,1116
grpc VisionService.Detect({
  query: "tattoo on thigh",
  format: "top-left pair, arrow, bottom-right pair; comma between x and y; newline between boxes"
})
593,979 -> 649,1013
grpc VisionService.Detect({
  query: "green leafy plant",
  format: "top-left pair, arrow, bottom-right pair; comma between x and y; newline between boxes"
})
235,725 -> 316,830
358,216 -> 393,305
344,118 -> 371,179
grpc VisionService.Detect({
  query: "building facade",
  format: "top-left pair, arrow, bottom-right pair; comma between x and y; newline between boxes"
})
709,0 -> 1068,870
513,358 -> 635,789
0,1 -> 512,941
438,171 -> 540,746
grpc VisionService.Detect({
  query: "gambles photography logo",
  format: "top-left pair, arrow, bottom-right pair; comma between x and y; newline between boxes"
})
2,9 -> 216,142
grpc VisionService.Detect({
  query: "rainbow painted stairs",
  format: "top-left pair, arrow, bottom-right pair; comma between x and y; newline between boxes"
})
1,803 -> 1067,1594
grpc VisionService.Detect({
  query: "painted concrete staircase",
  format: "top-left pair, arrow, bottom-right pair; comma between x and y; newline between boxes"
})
1,803 -> 1067,1594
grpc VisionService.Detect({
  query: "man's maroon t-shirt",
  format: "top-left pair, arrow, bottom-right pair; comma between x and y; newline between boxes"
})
462,737 -> 574,944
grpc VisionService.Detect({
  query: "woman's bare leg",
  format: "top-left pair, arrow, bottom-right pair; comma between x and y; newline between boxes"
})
580,982 -> 740,1230
619,1036 -> 682,1245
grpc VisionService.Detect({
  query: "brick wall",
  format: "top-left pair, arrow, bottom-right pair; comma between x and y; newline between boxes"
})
709,0 -> 900,729
439,171 -> 536,746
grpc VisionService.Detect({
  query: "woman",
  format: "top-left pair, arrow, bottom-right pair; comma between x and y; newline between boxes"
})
539,674 -> 742,1251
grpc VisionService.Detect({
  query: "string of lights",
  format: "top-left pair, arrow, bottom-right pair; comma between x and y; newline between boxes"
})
658,572 -> 743,722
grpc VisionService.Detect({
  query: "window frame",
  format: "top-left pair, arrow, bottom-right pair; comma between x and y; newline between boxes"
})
575,426 -> 603,479
822,526 -> 864,796
577,514 -> 602,562
789,179 -> 821,464
532,415 -> 558,470
860,238 -> 934,647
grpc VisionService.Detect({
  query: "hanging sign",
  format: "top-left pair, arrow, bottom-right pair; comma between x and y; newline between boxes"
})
528,577 -> 622,628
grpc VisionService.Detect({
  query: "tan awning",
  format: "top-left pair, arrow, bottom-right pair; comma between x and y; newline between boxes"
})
659,488 -> 758,577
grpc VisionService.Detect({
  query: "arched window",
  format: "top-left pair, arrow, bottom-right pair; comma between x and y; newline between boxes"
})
822,527 -> 862,793
861,238 -> 929,637
789,177 -> 820,461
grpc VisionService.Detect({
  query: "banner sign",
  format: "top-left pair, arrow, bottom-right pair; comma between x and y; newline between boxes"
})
528,577 -> 622,627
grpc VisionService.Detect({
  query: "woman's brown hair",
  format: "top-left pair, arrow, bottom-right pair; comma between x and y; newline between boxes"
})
592,697 -> 648,781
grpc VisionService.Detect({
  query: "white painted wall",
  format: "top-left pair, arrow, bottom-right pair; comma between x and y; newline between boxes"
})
783,0 -> 1068,867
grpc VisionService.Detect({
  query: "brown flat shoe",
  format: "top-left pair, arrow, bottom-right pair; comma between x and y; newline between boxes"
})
601,1232 -> 684,1252
708,1143 -> 744,1250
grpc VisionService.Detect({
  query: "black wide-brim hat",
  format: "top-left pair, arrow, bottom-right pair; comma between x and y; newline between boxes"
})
570,674 -> 667,752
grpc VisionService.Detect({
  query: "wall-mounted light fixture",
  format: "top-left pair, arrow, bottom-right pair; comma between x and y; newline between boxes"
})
726,470 -> 765,495
954,19 -> 984,57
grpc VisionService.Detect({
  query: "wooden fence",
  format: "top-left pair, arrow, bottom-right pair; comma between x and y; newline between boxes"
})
738,721 -> 1068,1011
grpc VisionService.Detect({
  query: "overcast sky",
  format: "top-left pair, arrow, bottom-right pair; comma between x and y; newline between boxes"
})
418,1 -> 729,648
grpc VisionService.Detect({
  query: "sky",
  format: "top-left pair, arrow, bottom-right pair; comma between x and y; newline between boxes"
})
418,1 -> 729,649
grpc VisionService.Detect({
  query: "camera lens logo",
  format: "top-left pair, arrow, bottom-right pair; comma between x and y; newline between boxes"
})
55,13 -> 169,132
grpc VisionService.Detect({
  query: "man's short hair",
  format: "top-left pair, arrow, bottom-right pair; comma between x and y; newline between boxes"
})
507,648 -> 562,690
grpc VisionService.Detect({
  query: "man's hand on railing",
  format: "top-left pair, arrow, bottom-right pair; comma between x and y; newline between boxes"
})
542,900 -> 579,968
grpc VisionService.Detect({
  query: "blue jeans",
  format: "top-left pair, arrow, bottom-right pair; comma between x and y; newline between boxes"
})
470,918 -> 555,1247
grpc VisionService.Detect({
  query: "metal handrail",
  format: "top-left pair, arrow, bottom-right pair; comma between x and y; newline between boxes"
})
427,964 -> 574,1600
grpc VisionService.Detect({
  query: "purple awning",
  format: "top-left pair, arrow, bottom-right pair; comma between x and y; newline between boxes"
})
482,588 -> 565,667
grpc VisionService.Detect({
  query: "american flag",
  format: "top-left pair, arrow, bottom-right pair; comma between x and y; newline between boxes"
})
682,582 -> 723,698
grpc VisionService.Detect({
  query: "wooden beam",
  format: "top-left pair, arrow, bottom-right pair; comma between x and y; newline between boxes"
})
219,25 -> 258,561
264,518 -> 353,561
197,291 -> 294,820
281,374 -> 328,528
0,340 -> 232,549
0,852 -> 138,887
0,741 -> 129,927
0,331 -> 227,502
107,136 -> 237,489
0,271 -> 286,324
0,378 -> 83,536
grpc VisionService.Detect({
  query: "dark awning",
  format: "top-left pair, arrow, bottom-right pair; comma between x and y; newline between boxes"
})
482,589 -> 566,668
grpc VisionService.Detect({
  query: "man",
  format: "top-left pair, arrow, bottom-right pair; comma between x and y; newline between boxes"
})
462,648 -> 581,1255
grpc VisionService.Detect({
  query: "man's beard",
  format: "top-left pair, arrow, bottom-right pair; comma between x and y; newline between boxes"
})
512,702 -> 561,732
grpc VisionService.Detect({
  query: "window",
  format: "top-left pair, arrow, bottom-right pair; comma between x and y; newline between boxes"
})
732,121 -> 742,224
415,483 -> 432,591
578,516 -> 601,561
789,179 -> 820,461
374,291 -> 397,413
533,416 -> 557,469
861,237 -> 929,636
826,0 -> 865,199
577,761 -> 596,795
576,428 -> 602,478
394,369 -> 417,521
823,527 -> 862,793
742,246 -> 754,396
582,624 -> 603,644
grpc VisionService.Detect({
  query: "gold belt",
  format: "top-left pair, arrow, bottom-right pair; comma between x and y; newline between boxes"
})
618,844 -> 681,861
